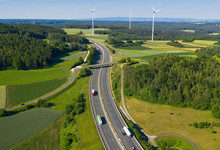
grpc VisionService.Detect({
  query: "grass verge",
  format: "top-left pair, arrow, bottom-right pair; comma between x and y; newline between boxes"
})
155,135 -> 197,150
0,108 -> 63,150
6,78 -> 66,108
11,116 -> 63,150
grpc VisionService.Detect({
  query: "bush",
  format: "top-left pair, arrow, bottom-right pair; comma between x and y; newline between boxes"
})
36,99 -> 49,108
118,58 -> 126,63
0,109 -> 7,117
78,68 -> 92,78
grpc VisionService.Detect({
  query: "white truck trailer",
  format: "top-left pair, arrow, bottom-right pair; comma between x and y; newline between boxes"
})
123,126 -> 131,137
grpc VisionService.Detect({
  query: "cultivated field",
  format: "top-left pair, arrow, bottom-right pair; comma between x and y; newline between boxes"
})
6,78 -> 66,108
0,51 -> 86,86
0,86 -> 6,108
182,30 -> 196,33
125,98 -> 220,150
63,28 -> 108,40
0,108 -> 63,150
11,117 -> 63,150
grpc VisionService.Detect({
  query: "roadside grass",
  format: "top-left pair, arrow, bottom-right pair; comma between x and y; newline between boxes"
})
155,135 -> 197,150
182,30 -> 196,33
6,78 -> 66,108
0,51 -> 86,86
49,74 -> 104,149
11,116 -> 63,150
0,86 -> 6,108
125,97 -> 220,150
0,108 -> 63,150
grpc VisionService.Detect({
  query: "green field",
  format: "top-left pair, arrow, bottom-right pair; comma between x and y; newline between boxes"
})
182,30 -> 196,33
11,117 -> 63,150
0,108 -> 63,150
193,40 -> 217,46
126,97 -> 220,150
117,41 -> 199,60
0,86 -> 6,108
155,135 -> 197,150
0,51 -> 86,86
6,78 -> 66,108
63,28 -> 108,35
209,33 -> 220,35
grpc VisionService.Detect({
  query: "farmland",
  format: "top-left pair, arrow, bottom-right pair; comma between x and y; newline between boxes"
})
125,97 -> 220,150
0,86 -> 6,108
11,117 -> 63,150
116,40 -> 217,61
0,108 -> 63,150
63,28 -> 108,40
6,78 -> 66,108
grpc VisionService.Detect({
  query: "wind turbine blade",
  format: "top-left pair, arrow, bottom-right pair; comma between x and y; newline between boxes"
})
150,4 -> 155,11
155,9 -> 160,13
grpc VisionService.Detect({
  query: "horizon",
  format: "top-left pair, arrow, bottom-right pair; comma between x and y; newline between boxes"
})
0,0 -> 220,20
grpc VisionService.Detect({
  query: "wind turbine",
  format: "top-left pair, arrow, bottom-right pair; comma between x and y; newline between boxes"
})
129,10 -> 133,30
151,5 -> 160,42
91,7 -> 96,35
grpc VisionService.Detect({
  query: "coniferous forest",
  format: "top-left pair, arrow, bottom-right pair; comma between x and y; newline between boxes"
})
0,23 -> 89,70
124,46 -> 220,118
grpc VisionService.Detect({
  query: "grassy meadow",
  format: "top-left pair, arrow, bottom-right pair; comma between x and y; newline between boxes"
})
155,135 -> 197,150
0,108 -> 63,150
6,78 -> 66,108
11,117 -> 63,150
0,51 -> 86,86
0,86 -> 6,108
125,97 -> 220,150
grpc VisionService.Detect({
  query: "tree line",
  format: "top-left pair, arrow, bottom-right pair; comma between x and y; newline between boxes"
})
123,47 -> 220,118
0,23 -> 89,70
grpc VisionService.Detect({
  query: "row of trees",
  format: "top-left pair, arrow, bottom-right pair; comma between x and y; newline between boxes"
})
167,40 -> 184,47
123,47 -> 220,118
105,37 -> 143,47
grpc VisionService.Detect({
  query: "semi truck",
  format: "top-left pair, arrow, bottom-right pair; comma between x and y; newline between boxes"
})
97,115 -> 102,125
92,89 -> 95,96
123,126 -> 131,137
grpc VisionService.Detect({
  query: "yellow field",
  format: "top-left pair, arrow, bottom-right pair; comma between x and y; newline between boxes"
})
0,86 -> 6,108
63,28 -> 108,35
126,97 -> 220,150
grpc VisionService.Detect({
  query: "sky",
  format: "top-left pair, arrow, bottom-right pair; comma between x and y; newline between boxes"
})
0,0 -> 220,20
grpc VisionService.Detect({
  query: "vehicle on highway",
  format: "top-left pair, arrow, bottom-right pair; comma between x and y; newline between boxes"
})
97,115 -> 102,125
131,146 -> 135,150
92,89 -> 95,96
123,126 -> 131,137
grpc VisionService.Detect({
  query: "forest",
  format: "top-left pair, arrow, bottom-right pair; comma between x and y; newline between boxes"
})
0,23 -> 89,70
123,46 -> 220,118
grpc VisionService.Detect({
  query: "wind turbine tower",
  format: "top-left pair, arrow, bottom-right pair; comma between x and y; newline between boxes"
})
91,8 -> 96,35
151,5 -> 160,42
129,10 -> 133,30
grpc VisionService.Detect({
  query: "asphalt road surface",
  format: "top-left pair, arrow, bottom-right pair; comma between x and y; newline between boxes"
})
93,41 -> 143,150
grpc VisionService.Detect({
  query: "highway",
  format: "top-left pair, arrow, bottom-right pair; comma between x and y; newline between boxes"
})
90,42 -> 122,150
93,41 -> 143,150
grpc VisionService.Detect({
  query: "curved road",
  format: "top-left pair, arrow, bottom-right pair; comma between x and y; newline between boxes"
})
93,41 -> 143,150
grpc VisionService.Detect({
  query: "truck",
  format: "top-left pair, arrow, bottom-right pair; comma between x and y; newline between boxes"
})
123,126 -> 131,137
97,115 -> 102,125
92,89 -> 95,96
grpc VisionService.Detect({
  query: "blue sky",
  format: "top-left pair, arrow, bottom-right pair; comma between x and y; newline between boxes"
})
0,0 -> 220,19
